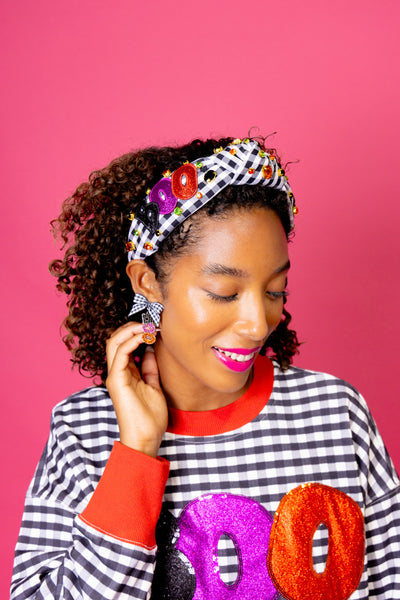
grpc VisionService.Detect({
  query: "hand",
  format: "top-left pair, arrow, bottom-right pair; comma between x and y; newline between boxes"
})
106,322 -> 168,458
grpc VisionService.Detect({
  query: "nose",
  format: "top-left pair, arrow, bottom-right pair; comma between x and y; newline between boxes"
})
232,293 -> 273,342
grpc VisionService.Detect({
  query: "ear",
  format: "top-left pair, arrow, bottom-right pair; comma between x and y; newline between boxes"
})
126,260 -> 163,302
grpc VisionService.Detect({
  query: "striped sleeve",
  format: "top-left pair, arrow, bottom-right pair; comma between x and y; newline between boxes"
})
365,488 -> 400,597
10,390 -> 169,600
347,389 -> 400,596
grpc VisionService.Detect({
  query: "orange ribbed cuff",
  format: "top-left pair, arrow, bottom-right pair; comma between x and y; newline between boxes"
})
80,441 -> 170,548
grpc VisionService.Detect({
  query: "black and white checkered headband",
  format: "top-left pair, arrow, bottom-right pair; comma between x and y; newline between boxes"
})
126,138 -> 297,261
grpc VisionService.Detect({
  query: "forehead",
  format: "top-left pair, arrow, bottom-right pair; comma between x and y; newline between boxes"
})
178,207 -> 289,275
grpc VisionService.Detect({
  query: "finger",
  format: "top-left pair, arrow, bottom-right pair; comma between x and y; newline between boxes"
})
108,321 -> 144,342
107,332 -> 144,376
106,323 -> 144,370
141,347 -> 162,390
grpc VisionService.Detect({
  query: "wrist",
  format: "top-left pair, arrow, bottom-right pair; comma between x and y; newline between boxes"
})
80,441 -> 170,546
119,434 -> 162,458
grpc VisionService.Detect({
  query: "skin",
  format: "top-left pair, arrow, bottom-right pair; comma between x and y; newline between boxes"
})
106,207 -> 290,457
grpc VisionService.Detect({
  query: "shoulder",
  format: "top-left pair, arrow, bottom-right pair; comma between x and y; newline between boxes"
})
272,361 -> 360,393
50,385 -> 117,443
270,363 -> 400,498
52,385 -> 114,419
271,361 -> 369,417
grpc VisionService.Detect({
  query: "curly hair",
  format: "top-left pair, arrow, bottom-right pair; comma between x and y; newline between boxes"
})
50,136 -> 300,383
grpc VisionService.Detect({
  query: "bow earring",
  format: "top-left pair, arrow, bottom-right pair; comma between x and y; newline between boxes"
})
128,293 -> 164,344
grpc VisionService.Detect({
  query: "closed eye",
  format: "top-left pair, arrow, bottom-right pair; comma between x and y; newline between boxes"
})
267,290 -> 289,299
205,291 -> 238,302
205,290 -> 288,302
268,277 -> 289,300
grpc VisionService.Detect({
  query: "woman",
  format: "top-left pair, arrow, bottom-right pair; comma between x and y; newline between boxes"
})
11,137 -> 400,599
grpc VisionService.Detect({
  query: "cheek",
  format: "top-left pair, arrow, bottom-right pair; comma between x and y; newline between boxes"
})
166,288 -> 225,332
186,289 -> 214,327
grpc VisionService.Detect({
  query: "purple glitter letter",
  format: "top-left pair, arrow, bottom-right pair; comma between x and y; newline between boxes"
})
149,178 -> 177,214
175,493 -> 278,600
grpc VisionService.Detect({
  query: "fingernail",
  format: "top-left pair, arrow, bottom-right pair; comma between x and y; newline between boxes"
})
145,346 -> 155,353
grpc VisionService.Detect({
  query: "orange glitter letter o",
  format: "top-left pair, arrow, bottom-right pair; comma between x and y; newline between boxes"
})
171,164 -> 198,200
268,483 -> 365,600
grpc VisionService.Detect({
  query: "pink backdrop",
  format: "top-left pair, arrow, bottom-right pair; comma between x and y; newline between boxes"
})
1,0 -> 399,592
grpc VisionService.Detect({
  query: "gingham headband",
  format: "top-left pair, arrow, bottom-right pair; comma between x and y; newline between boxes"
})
126,138 -> 297,261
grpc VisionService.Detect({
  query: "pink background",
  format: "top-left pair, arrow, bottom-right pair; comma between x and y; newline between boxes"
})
1,0 -> 399,592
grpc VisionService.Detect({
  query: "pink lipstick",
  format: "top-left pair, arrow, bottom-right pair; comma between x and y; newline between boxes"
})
212,346 -> 261,373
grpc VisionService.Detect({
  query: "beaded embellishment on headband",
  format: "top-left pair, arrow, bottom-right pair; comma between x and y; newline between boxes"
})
126,138 -> 297,261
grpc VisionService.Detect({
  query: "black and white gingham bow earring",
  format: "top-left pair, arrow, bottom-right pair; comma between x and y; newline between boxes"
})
128,293 -> 164,326
128,293 -> 164,345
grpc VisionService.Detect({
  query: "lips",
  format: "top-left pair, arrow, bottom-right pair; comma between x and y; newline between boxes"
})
212,346 -> 261,372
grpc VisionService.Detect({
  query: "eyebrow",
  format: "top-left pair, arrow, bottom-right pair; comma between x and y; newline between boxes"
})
201,259 -> 291,278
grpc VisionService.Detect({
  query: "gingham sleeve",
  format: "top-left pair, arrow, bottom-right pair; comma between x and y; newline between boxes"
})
348,390 -> 400,596
10,391 -> 170,600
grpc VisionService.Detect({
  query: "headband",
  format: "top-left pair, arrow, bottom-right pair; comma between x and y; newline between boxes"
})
126,138 -> 297,261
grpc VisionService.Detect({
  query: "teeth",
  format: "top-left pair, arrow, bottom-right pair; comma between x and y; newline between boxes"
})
217,348 -> 256,362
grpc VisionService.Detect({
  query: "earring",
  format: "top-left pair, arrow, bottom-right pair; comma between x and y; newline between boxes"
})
128,293 -> 164,345
142,315 -> 157,344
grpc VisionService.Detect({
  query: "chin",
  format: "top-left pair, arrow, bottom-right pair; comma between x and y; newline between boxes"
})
207,368 -> 252,395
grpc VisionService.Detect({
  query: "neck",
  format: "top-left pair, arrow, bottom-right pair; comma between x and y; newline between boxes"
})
155,345 -> 253,412
161,372 -> 253,412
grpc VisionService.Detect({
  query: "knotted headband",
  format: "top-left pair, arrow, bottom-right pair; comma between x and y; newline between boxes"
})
126,138 -> 297,261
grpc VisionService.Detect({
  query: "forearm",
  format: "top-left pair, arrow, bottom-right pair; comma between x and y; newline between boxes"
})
11,514 -> 157,600
11,442 -> 170,600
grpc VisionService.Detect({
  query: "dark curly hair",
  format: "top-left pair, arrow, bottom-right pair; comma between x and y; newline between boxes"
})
50,136 -> 300,383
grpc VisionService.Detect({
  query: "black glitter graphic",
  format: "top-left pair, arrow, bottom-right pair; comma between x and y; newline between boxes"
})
151,508 -> 196,600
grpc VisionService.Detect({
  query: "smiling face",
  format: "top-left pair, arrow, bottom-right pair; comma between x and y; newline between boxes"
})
154,207 -> 290,411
